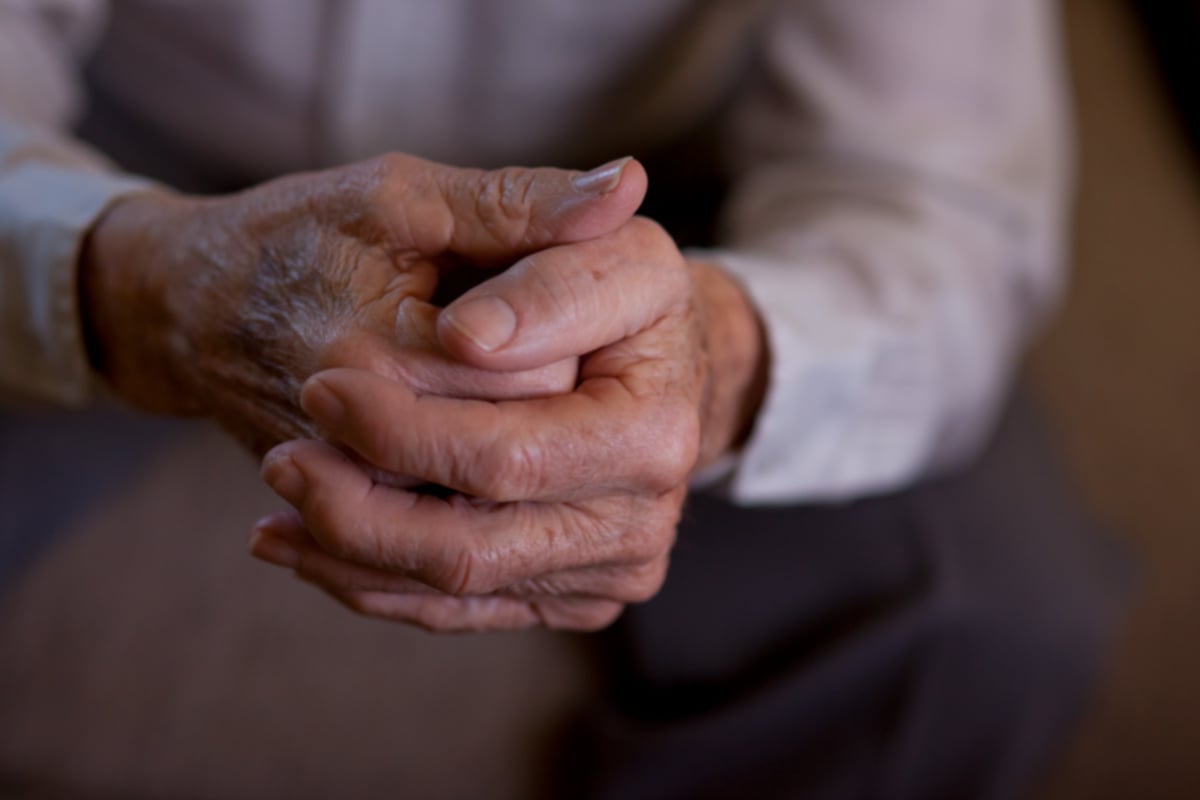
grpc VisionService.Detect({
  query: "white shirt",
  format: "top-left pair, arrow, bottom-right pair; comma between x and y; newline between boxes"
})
0,0 -> 1073,504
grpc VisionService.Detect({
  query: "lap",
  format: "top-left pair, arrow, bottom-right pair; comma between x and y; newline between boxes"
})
563,395 -> 1134,800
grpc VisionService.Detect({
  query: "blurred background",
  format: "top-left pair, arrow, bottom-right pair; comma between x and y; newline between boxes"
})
1,1 -> 1198,797
1027,1 -> 1200,797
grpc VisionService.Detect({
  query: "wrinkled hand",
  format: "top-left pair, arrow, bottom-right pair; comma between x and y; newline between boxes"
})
81,154 -> 646,453
250,217 -> 768,631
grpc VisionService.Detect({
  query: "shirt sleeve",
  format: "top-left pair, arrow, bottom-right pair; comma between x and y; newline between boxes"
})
700,0 -> 1073,504
0,0 -> 154,405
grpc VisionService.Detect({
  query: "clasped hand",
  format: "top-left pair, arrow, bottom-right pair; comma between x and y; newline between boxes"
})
85,153 -> 764,632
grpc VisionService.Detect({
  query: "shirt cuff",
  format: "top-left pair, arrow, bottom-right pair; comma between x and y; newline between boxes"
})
688,248 -> 944,506
0,161 -> 154,405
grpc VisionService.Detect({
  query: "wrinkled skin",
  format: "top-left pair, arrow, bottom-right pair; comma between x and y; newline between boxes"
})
83,152 -> 767,633
82,153 -> 646,455
253,217 -> 768,631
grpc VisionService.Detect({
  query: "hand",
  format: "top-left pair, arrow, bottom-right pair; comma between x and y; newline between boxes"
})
250,217 -> 768,631
80,154 -> 647,453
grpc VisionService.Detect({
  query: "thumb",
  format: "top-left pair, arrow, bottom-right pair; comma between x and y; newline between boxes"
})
391,155 -> 647,263
436,218 -> 688,371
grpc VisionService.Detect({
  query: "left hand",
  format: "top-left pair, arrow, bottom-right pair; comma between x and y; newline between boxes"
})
250,217 -> 768,631
80,154 -> 643,455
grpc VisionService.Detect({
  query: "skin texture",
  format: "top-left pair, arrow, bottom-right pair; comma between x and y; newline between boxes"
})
83,152 -> 768,633
253,218 -> 768,632
81,154 -> 647,455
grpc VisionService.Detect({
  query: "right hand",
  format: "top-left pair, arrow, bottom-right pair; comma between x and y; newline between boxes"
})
249,217 -> 769,632
79,154 -> 646,454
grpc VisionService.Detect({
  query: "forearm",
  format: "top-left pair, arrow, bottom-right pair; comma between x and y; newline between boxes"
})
78,188 -> 202,414
688,260 -> 768,472
709,200 -> 1034,503
706,0 -> 1071,503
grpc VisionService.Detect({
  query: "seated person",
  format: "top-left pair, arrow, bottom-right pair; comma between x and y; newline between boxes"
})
0,1 -> 1131,797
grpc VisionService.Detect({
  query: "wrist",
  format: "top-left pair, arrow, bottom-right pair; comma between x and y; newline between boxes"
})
79,189 -> 203,414
689,260 -> 769,471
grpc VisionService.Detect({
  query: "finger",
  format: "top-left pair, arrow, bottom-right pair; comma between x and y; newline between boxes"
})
387,298 -> 579,399
259,439 -> 549,591
300,367 -> 698,501
326,589 -> 624,633
437,218 -> 690,369
320,299 -> 579,402
252,511 -> 668,604
326,591 -> 538,632
259,439 -> 677,592
248,515 -> 442,595
381,155 -> 648,263
505,557 -> 670,605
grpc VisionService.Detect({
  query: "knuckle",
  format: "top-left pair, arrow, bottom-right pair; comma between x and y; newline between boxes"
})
364,425 -> 401,472
368,153 -> 411,202
305,493 -> 351,552
355,153 -> 393,190
475,167 -> 538,248
625,514 -> 678,564
627,217 -> 690,292
315,521 -> 369,568
421,543 -> 489,597
305,483 -> 385,565
476,437 -> 545,501
374,152 -> 426,190
638,403 -> 700,491
368,153 -> 449,251
377,151 -> 408,174
621,558 -> 670,604
374,152 -> 404,182
623,536 -> 661,568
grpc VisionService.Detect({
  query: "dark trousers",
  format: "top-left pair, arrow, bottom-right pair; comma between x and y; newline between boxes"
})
563,397 -> 1133,800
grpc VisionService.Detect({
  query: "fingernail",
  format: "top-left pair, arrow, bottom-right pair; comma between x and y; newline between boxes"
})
262,452 -> 306,504
248,529 -> 300,568
443,295 -> 517,352
301,376 -> 345,426
572,156 -> 631,195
